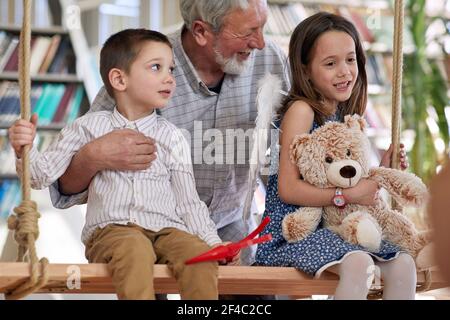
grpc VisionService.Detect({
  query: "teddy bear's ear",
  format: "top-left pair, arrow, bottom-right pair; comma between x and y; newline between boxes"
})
344,114 -> 366,132
289,134 -> 310,164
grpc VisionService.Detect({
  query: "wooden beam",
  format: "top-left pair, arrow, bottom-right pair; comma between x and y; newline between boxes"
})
0,263 -> 446,296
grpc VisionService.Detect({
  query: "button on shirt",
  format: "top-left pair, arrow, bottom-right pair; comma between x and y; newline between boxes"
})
21,109 -> 222,246
49,26 -> 290,235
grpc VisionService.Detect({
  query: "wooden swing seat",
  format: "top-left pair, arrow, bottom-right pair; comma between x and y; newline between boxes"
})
0,263 -> 446,296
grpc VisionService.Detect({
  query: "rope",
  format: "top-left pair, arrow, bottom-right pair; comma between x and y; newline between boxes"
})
368,1 -> 433,298
5,0 -> 49,300
390,0 -> 405,212
391,0 -> 404,171
391,0 -> 433,286
416,269 -> 433,293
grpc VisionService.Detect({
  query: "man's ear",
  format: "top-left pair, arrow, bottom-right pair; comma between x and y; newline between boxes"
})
109,68 -> 127,92
191,20 -> 211,46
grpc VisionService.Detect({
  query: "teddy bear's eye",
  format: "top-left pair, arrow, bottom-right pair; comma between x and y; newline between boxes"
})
325,156 -> 333,164
346,149 -> 351,157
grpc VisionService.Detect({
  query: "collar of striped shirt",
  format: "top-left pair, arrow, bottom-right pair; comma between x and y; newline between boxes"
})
110,107 -> 157,133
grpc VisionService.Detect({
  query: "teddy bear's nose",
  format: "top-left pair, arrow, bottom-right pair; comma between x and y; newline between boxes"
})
340,166 -> 356,178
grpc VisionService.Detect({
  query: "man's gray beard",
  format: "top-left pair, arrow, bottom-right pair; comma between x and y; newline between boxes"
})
213,47 -> 251,75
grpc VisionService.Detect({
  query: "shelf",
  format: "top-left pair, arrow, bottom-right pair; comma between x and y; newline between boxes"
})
0,72 -> 82,83
0,24 -> 68,35
0,174 -> 19,180
269,0 -> 449,18
268,0 -> 389,10
0,123 -> 66,131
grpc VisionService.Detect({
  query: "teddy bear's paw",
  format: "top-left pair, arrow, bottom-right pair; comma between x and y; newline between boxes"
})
356,218 -> 382,252
282,214 -> 312,243
415,243 -> 437,271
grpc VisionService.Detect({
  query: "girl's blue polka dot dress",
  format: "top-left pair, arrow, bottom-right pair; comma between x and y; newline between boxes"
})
255,116 -> 402,277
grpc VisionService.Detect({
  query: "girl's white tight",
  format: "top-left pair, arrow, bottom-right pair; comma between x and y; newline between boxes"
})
332,252 -> 417,300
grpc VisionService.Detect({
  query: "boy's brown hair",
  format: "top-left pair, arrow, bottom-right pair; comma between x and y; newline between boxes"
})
100,28 -> 172,97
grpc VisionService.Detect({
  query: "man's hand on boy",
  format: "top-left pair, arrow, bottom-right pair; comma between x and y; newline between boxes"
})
8,114 -> 38,158
89,129 -> 157,171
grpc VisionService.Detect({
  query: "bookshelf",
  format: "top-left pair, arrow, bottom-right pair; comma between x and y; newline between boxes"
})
0,71 -> 81,82
0,24 -> 68,35
0,0 -> 92,219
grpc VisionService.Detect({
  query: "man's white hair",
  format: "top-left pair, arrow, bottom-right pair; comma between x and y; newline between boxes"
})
180,0 -> 262,33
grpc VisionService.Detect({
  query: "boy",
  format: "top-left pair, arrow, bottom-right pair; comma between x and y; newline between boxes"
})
9,29 -> 231,300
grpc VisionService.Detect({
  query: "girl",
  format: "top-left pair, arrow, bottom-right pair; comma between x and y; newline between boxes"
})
255,12 -> 415,300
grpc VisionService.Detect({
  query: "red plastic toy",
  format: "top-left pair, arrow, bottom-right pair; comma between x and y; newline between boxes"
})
185,216 -> 272,265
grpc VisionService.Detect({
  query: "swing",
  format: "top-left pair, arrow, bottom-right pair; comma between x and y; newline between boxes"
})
0,0 -> 446,299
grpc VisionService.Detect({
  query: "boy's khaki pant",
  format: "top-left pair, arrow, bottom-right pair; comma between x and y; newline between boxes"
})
85,223 -> 218,300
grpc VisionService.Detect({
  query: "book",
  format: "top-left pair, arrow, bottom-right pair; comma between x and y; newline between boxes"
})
0,37 -> 18,71
31,83 -> 53,119
0,180 -> 19,219
47,36 -> 73,74
3,36 -> 37,72
0,81 -> 20,123
39,84 -> 66,125
65,85 -> 85,123
52,84 -> 76,123
38,34 -> 62,74
0,180 -> 13,219
0,31 -> 11,57
29,36 -> 52,75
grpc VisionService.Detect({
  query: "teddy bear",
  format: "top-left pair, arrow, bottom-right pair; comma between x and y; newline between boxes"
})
282,114 -> 433,269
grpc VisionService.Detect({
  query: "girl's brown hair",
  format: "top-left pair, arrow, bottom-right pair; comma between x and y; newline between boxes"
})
278,12 -> 367,125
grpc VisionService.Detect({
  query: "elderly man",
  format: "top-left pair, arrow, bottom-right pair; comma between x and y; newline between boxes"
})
51,0 -> 290,267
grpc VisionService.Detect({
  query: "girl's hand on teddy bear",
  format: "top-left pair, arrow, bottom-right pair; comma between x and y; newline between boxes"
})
380,143 -> 409,170
344,178 -> 379,206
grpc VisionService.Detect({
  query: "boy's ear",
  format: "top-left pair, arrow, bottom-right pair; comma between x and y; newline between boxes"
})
191,20 -> 210,47
109,68 -> 127,92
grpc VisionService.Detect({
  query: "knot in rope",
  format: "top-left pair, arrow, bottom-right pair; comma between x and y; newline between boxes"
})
8,200 -> 40,250
5,200 -> 49,300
